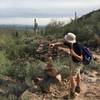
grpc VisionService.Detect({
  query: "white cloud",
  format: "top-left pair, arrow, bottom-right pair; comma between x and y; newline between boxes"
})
0,0 -> 100,24
0,0 -> 100,17
0,18 -> 33,25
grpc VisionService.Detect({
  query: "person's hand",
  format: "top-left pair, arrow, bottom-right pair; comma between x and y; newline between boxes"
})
49,42 -> 63,48
49,44 -> 55,48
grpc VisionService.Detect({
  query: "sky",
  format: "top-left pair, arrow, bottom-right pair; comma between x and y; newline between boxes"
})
0,0 -> 100,25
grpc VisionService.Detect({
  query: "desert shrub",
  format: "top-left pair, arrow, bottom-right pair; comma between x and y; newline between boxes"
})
52,57 -> 71,78
0,32 -> 46,82
1,59 -> 44,82
0,51 -> 12,76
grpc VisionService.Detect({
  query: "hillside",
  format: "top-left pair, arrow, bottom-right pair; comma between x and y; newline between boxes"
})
78,9 -> 100,31
0,9 -> 100,100
64,9 -> 100,42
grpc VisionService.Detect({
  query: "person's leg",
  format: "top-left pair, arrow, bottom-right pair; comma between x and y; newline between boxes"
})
76,73 -> 81,87
70,76 -> 76,92
75,73 -> 81,93
63,66 -> 77,99
69,75 -> 76,99
73,63 -> 82,94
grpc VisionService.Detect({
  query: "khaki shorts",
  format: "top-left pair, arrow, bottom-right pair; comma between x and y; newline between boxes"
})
70,62 -> 83,76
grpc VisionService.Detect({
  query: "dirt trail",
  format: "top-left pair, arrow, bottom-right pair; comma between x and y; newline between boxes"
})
21,52 -> 100,100
1,68 -> 99,100
74,70 -> 100,100
1,53 -> 100,100
93,52 -> 100,63
21,68 -> 100,100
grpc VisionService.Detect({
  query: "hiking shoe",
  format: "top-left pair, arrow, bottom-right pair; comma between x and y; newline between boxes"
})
63,90 -> 75,99
75,86 -> 80,94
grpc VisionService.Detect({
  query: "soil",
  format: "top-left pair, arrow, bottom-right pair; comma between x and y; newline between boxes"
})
20,68 -> 100,100
25,53 -> 100,100
0,53 -> 100,100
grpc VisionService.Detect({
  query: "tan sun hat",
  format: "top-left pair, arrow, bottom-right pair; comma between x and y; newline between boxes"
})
64,32 -> 76,43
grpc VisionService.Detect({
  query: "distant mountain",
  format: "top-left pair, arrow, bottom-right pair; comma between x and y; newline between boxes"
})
0,24 -> 45,30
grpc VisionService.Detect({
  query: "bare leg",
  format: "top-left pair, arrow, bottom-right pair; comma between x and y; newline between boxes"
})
75,73 -> 81,93
76,73 -> 81,87
70,76 -> 76,92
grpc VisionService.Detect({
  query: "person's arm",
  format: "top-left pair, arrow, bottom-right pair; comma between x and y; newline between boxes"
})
58,46 -> 83,61
70,49 -> 83,61
58,47 -> 70,55
49,42 -> 63,48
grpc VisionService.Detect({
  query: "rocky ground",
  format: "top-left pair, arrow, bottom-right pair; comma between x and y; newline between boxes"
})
20,68 -> 100,100
21,53 -> 100,100
0,67 -> 100,100
74,69 -> 100,100
0,53 -> 100,100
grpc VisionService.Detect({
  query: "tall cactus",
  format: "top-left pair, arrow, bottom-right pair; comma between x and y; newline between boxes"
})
33,18 -> 38,35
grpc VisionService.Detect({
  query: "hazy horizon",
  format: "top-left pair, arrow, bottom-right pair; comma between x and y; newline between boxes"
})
0,18 -> 71,26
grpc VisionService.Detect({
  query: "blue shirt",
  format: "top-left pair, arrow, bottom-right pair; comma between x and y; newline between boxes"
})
72,43 -> 82,63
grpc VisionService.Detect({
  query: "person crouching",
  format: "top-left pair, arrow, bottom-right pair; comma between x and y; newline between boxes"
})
34,57 -> 61,93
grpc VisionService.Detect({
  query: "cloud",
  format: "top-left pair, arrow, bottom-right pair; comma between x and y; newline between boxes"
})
0,18 -> 33,25
0,0 -> 100,18
0,0 -> 100,25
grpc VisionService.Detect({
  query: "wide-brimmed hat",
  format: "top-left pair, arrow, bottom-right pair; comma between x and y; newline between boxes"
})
64,32 -> 76,43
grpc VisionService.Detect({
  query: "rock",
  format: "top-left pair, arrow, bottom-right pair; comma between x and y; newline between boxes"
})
96,79 -> 100,83
0,88 -> 6,94
84,71 -> 89,75
93,57 -> 98,61
21,90 -> 33,100
96,73 -> 100,77
88,74 -> 95,78
84,92 -> 96,98
21,90 -> 42,100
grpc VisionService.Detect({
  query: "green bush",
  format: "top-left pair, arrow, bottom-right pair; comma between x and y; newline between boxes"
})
1,59 -> 44,82
0,32 -> 46,81
52,57 -> 71,78
0,51 -> 12,76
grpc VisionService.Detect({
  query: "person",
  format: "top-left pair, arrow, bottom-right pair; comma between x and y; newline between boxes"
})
50,32 -> 83,99
34,57 -> 61,93
42,57 -> 61,91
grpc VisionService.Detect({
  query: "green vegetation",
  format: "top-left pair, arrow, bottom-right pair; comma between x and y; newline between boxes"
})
0,28 -> 73,83
0,9 -> 100,100
45,9 -> 100,48
64,9 -> 100,46
0,31 -> 42,80
0,9 -> 100,81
